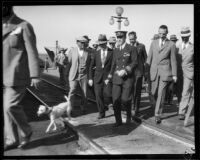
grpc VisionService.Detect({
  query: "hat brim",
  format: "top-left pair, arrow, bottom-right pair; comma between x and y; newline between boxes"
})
170,39 -> 178,41
180,33 -> 191,37
108,41 -> 116,43
96,40 -> 108,44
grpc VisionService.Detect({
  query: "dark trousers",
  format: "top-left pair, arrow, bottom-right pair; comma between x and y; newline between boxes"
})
112,83 -> 132,124
58,66 -> 65,85
94,82 -> 112,116
132,76 -> 143,114
165,81 -> 174,104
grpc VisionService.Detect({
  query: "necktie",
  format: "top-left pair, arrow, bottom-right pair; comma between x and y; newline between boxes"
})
102,50 -> 106,67
161,40 -> 164,48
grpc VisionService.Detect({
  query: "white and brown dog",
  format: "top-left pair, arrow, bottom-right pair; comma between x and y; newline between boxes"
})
37,95 -> 71,133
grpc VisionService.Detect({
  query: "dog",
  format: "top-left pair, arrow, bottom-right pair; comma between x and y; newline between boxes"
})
37,95 -> 71,133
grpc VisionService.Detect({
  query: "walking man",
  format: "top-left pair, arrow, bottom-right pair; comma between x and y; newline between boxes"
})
3,5 -> 41,150
128,31 -> 147,117
146,25 -> 177,124
89,34 -> 113,119
178,27 -> 194,120
106,31 -> 138,127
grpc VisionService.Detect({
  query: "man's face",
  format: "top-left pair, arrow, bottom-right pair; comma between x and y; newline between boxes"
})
181,36 -> 190,43
77,41 -> 85,50
98,43 -> 107,50
158,28 -> 167,40
128,34 -> 137,45
117,36 -> 126,46
109,43 -> 116,49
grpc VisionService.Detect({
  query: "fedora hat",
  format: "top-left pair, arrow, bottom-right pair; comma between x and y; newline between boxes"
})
115,30 -> 127,37
108,36 -> 116,43
96,34 -> 108,44
76,36 -> 88,43
83,35 -> 91,42
151,34 -> 159,40
180,27 -> 191,37
170,34 -> 178,41
59,48 -> 67,53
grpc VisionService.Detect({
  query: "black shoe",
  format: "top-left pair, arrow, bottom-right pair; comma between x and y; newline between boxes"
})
104,106 -> 109,111
4,142 -> 18,151
179,114 -> 185,120
18,131 -> 32,149
126,117 -> 131,124
97,114 -> 105,119
155,116 -> 161,124
112,122 -> 123,127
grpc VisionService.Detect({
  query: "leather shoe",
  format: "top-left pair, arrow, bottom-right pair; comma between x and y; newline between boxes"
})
104,106 -> 109,111
4,142 -> 18,151
126,117 -> 131,124
97,114 -> 105,119
179,114 -> 185,120
112,122 -> 122,127
155,116 -> 161,124
18,131 -> 32,149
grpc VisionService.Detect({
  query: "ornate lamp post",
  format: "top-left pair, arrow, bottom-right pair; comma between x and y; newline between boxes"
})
109,6 -> 129,30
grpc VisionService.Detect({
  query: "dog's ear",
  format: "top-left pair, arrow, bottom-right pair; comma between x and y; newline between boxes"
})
64,95 -> 69,101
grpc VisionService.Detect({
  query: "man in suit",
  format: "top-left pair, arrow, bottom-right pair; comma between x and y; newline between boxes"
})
146,25 -> 177,124
66,36 -> 91,118
128,31 -> 147,117
3,5 -> 41,150
108,36 -> 117,50
106,31 -> 138,127
178,27 -> 194,120
89,34 -> 113,119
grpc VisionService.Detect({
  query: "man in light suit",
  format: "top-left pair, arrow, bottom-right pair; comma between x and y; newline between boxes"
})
89,34 -> 113,119
3,5 -> 41,150
66,36 -> 91,118
146,25 -> 177,124
106,31 -> 138,127
178,27 -> 194,120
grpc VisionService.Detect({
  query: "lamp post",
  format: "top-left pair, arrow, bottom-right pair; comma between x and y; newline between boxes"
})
109,6 -> 129,30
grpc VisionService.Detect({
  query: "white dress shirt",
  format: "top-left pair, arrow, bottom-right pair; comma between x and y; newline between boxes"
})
77,47 -> 84,57
159,38 -> 166,48
101,49 -> 108,68
182,42 -> 189,50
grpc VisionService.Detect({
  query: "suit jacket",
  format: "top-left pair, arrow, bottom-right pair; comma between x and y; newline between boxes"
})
146,39 -> 177,82
3,14 -> 40,87
89,48 -> 113,83
131,42 -> 147,77
109,43 -> 138,86
177,42 -> 194,79
67,47 -> 91,81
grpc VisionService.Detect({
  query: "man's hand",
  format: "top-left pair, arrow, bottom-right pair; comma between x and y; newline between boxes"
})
105,79 -> 109,85
117,69 -> 127,77
172,76 -> 177,83
31,78 -> 41,90
88,79 -> 93,86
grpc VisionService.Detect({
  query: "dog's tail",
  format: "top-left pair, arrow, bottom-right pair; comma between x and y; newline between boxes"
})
64,95 -> 69,101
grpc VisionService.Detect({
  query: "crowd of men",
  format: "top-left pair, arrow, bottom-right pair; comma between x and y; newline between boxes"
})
3,5 -> 194,151
55,25 -> 193,127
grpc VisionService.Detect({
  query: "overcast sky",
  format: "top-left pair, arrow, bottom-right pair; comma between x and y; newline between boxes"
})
14,5 -> 194,54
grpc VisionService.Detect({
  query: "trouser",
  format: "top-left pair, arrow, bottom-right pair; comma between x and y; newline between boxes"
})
94,82 -> 112,116
151,75 -> 169,116
68,77 -> 88,113
132,76 -> 143,114
58,66 -> 65,85
4,86 -> 32,144
165,81 -> 174,104
112,83 -> 132,124
174,75 -> 183,104
178,77 -> 193,115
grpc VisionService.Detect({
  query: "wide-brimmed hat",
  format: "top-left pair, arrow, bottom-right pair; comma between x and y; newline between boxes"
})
83,35 -> 91,42
96,34 -> 108,44
170,34 -> 178,41
108,36 -> 117,43
59,48 -> 67,53
151,34 -> 159,40
115,30 -> 127,37
180,27 -> 191,37
76,36 -> 88,43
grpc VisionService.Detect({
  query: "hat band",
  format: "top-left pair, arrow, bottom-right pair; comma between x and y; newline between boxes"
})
181,30 -> 190,34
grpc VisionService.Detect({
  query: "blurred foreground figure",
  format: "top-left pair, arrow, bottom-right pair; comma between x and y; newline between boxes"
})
3,5 -> 41,151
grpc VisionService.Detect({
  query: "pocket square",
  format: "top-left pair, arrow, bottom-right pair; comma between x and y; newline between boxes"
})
10,27 -> 22,35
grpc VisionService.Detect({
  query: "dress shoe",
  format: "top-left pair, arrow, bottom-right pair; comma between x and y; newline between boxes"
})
126,117 -> 131,124
4,142 -> 18,151
179,114 -> 185,120
155,116 -> 161,124
104,106 -> 109,111
97,114 -> 105,119
108,103 -> 113,108
112,122 -> 122,127
18,131 -> 32,149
